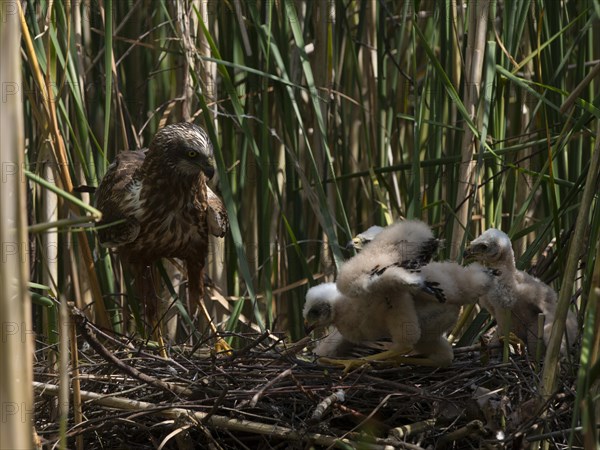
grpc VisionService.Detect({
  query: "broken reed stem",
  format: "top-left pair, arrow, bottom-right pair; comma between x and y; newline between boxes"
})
502,309 -> 511,363
33,381 -> 389,450
68,306 -> 84,450
450,0 -> 491,258
58,295 -> 70,450
540,120 -> 600,399
310,390 -> 345,422
536,313 -> 545,367
391,419 -> 436,439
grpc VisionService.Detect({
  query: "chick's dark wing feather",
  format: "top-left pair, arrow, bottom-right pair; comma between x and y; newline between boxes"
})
399,237 -> 442,270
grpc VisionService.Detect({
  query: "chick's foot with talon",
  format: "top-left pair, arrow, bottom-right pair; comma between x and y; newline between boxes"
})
317,357 -> 372,374
499,332 -> 526,355
316,348 -> 414,373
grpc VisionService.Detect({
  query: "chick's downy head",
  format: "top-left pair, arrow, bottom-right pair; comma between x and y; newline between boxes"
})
463,228 -> 514,267
303,283 -> 340,333
346,225 -> 384,251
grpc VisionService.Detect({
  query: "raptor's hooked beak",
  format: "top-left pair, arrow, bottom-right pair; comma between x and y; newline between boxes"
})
203,164 -> 215,180
463,242 -> 487,261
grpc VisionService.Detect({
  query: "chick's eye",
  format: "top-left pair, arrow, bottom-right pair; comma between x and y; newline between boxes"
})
187,150 -> 198,158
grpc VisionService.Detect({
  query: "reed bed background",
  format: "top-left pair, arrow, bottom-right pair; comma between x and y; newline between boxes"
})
2,0 -> 599,447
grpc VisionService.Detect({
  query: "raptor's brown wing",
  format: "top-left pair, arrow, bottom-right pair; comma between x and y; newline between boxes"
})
207,186 -> 229,237
95,150 -> 146,247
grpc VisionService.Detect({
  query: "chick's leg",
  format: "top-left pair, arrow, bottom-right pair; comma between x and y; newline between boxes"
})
317,333 -> 449,371
317,347 -> 414,373
317,295 -> 430,373
320,334 -> 455,370
497,308 -> 525,357
317,346 -> 453,373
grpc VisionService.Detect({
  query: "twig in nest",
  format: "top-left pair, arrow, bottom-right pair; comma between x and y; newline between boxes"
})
278,336 -> 312,356
229,330 -> 272,359
77,307 -> 189,372
248,367 -> 294,408
362,374 -> 425,395
158,413 -> 198,450
310,390 -> 345,422
289,372 -> 318,401
201,388 -> 228,424
335,403 -> 391,434
34,381 -> 390,450
335,392 -> 401,445
435,420 -> 486,449
70,305 -> 192,397
431,363 -> 511,390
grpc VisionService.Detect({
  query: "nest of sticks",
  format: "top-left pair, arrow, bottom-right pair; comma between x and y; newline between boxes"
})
34,308 -> 578,450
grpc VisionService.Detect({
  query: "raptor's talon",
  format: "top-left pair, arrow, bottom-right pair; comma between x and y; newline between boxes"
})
215,337 -> 233,356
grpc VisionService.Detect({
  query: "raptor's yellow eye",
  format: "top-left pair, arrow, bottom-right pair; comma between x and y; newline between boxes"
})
187,150 -> 198,158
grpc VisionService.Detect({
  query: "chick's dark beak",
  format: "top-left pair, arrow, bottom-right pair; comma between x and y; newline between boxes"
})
345,237 -> 361,251
304,321 -> 315,335
462,247 -> 473,260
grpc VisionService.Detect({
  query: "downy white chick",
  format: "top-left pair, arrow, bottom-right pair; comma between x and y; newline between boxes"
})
304,220 -> 498,369
303,282 -> 457,368
463,228 -> 578,355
